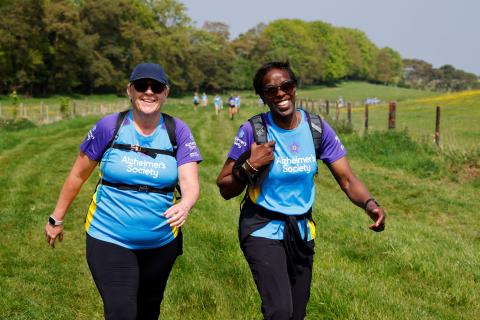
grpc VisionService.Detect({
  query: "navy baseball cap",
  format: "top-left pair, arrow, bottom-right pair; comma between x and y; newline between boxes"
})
129,63 -> 168,84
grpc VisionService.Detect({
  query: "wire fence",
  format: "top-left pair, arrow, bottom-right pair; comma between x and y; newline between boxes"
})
0,100 -> 129,124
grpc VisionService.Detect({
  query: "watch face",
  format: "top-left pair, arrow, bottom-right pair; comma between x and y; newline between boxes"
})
48,216 -> 56,225
49,216 -> 62,226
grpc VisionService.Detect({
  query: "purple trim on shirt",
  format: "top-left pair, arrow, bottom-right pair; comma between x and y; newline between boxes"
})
173,118 -> 203,166
227,121 -> 254,161
80,113 -> 118,161
80,112 -> 202,165
318,121 -> 346,164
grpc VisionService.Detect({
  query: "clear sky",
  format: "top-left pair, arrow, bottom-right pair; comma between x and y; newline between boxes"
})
180,0 -> 480,76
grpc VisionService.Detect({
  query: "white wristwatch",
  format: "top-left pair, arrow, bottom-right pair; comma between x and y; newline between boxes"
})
48,215 -> 64,226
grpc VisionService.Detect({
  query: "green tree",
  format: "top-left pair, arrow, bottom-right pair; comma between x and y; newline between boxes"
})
261,19 -> 320,85
338,27 -> 378,80
372,47 -> 403,85
43,0 -> 86,93
0,0 -> 47,95
188,27 -> 235,91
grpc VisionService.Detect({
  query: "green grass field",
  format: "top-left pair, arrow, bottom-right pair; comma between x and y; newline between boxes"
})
1,83 -> 479,319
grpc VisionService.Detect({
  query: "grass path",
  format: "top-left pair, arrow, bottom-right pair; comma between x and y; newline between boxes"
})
0,99 -> 479,319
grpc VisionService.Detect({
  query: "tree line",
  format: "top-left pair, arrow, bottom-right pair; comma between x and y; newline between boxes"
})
0,0 -> 477,96
402,59 -> 479,91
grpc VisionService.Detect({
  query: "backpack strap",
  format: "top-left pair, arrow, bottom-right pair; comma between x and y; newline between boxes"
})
100,110 -> 129,161
102,111 -> 177,160
163,113 -> 178,157
111,143 -> 174,158
248,113 -> 268,144
100,179 -> 175,194
91,111 -> 183,202
161,113 -> 182,199
303,110 -> 323,159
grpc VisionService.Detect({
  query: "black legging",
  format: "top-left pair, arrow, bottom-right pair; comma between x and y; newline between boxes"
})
86,233 -> 181,320
241,236 -> 314,320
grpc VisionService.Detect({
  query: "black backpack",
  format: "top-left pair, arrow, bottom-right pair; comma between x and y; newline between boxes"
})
248,109 -> 323,158
100,110 -> 178,160
97,110 -> 179,195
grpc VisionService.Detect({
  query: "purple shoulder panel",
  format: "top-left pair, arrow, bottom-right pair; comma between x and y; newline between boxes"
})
319,120 -> 347,164
172,118 -> 203,166
80,113 -> 119,161
227,121 -> 254,161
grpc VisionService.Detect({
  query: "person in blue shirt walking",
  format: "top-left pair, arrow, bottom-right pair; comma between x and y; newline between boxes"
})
228,95 -> 236,120
193,92 -> 200,111
214,94 -> 222,116
201,92 -> 208,109
45,62 -> 202,320
235,95 -> 241,113
216,61 -> 385,320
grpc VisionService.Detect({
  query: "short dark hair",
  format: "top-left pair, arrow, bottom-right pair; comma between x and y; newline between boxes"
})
252,61 -> 298,97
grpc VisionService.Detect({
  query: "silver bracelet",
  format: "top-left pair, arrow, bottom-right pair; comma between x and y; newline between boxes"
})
245,159 -> 259,172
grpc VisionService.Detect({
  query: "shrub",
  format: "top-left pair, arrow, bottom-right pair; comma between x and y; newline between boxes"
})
343,129 -> 442,178
60,97 -> 71,119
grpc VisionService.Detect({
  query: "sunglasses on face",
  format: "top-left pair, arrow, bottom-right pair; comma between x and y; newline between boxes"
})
263,80 -> 296,98
132,80 -> 166,94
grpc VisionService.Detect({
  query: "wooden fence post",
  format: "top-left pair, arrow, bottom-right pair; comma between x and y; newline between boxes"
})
45,105 -> 49,122
388,102 -> 396,129
364,103 -> 369,131
335,101 -> 340,121
326,100 -> 330,115
20,103 -> 26,117
435,106 -> 441,146
347,102 -> 352,127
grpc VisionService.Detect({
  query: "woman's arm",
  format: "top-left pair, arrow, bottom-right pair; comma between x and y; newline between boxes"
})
45,152 -> 98,247
327,156 -> 385,232
164,162 -> 200,228
216,159 -> 248,200
216,141 -> 276,200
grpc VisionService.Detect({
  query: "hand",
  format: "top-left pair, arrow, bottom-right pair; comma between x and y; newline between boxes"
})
366,206 -> 386,232
164,203 -> 191,228
249,141 -> 276,168
44,223 -> 64,248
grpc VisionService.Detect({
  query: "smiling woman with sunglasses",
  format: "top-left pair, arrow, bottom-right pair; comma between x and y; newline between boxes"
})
217,61 -> 385,320
44,62 -> 202,319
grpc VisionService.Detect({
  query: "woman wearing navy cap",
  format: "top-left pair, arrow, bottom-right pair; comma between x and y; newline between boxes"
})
217,61 -> 385,320
45,62 -> 202,319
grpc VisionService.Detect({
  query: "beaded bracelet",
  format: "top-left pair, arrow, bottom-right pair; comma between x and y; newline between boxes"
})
245,159 -> 259,172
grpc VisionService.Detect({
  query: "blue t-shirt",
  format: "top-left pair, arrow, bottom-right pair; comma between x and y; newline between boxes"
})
227,109 -> 346,240
214,96 -> 222,107
80,111 -> 202,249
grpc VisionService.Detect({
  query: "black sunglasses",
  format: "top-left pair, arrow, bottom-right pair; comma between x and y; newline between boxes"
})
132,80 -> 166,94
263,80 -> 296,98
